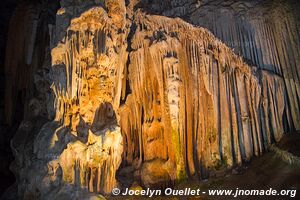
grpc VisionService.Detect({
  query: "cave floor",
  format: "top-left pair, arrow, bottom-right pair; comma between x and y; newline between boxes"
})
109,132 -> 300,200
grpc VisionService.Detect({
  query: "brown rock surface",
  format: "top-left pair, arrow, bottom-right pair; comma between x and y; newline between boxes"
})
2,0 -> 299,199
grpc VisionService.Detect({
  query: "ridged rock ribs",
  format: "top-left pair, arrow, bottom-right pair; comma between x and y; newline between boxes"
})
6,0 -> 299,199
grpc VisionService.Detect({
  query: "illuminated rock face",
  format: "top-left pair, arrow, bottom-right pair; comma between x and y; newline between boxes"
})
5,0 -> 299,199
119,13 -> 289,183
141,0 -> 300,131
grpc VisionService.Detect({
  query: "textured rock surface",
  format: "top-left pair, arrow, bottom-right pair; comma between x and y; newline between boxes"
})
0,0 -> 18,194
140,0 -> 300,130
2,0 -> 300,199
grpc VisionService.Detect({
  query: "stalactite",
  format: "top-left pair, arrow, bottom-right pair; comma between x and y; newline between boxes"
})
118,12 -> 291,185
9,1 -> 300,199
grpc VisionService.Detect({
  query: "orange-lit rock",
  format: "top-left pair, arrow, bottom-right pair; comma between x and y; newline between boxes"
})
4,0 -> 299,199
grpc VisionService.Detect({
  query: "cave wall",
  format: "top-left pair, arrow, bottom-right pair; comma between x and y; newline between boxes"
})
191,0 -> 300,131
119,12 -> 289,184
3,0 -> 59,126
141,0 -> 300,130
2,0 -> 300,199
0,0 -> 18,195
0,0 -> 60,198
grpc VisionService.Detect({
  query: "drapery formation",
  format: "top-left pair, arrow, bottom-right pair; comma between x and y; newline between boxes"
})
4,0 -> 299,198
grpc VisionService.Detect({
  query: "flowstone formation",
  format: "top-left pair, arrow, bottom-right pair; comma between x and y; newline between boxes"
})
141,0 -> 300,131
4,0 -> 299,199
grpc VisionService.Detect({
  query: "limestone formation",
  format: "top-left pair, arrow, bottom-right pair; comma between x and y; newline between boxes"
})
3,0 -> 300,199
141,0 -> 300,131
